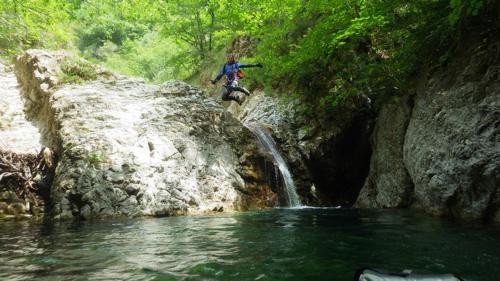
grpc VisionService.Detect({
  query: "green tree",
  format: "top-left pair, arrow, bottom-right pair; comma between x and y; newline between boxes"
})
0,0 -> 73,56
73,0 -> 162,58
161,0 -> 220,59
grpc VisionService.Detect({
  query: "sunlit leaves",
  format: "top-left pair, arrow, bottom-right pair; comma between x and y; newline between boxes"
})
0,0 -> 493,105
0,0 -> 73,55
248,0 -> 457,111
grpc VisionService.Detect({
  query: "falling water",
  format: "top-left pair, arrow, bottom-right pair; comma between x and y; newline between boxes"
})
247,124 -> 301,207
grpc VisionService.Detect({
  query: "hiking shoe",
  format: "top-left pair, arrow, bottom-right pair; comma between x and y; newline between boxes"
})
235,96 -> 243,105
242,87 -> 251,96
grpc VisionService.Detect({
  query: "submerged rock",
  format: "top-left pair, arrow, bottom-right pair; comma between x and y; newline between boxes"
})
15,50 -> 275,220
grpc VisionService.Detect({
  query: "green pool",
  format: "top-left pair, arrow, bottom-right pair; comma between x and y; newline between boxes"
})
1,208 -> 498,280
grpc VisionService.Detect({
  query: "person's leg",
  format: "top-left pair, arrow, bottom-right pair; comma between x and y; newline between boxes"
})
229,80 -> 250,96
221,86 -> 240,103
233,86 -> 250,96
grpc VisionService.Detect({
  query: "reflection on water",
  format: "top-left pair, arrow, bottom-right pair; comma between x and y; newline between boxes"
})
1,209 -> 499,281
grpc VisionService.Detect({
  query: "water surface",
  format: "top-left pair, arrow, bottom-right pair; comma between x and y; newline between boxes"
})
1,208 -> 499,281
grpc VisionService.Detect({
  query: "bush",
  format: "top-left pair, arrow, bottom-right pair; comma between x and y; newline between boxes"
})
76,17 -> 148,57
59,57 -> 98,84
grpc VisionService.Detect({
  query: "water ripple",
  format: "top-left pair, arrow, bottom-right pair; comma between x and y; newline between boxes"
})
0,209 -> 499,281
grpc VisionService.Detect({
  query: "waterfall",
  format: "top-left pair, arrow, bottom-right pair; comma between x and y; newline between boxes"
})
246,124 -> 301,207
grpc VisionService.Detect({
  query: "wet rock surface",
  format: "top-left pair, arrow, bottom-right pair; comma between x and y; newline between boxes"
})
15,50 -> 275,220
229,91 -> 316,204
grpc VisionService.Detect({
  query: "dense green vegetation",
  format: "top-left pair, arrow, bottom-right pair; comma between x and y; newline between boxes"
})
0,0 -> 74,56
58,56 -> 99,84
1,0 -> 498,111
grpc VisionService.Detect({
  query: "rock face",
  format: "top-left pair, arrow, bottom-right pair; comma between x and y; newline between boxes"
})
1,63 -> 48,220
355,96 -> 414,208
235,93 -> 312,204
228,91 -> 315,203
15,50 -> 275,220
0,63 -> 41,153
356,37 -> 500,222
403,40 -> 500,221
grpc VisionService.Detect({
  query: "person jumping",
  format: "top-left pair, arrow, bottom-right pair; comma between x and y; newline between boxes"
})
211,54 -> 263,105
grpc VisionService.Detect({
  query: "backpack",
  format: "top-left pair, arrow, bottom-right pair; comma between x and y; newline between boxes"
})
236,69 -> 245,79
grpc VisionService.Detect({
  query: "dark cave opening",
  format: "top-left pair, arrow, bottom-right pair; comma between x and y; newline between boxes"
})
308,115 -> 373,207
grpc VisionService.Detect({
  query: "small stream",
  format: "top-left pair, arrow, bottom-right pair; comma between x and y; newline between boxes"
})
1,209 -> 499,281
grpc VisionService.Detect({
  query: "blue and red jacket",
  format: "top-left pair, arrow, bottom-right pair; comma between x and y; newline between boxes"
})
213,62 -> 261,84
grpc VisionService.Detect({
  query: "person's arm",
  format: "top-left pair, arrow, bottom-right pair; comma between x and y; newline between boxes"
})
211,64 -> 226,84
238,62 -> 264,68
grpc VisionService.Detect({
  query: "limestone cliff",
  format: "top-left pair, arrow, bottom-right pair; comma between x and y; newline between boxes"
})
15,50 -> 276,220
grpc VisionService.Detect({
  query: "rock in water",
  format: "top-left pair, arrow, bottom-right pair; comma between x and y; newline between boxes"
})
15,50 -> 275,219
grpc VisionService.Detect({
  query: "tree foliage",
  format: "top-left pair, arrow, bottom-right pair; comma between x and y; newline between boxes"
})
73,0 -> 162,57
0,0 -> 73,56
245,0 -> 454,109
161,0 -> 220,59
1,0 -> 496,111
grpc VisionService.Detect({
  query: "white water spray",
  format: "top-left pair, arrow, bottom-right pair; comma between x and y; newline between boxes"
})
247,124 -> 301,207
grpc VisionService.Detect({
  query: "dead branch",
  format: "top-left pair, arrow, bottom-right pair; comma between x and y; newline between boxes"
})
0,147 -> 56,212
